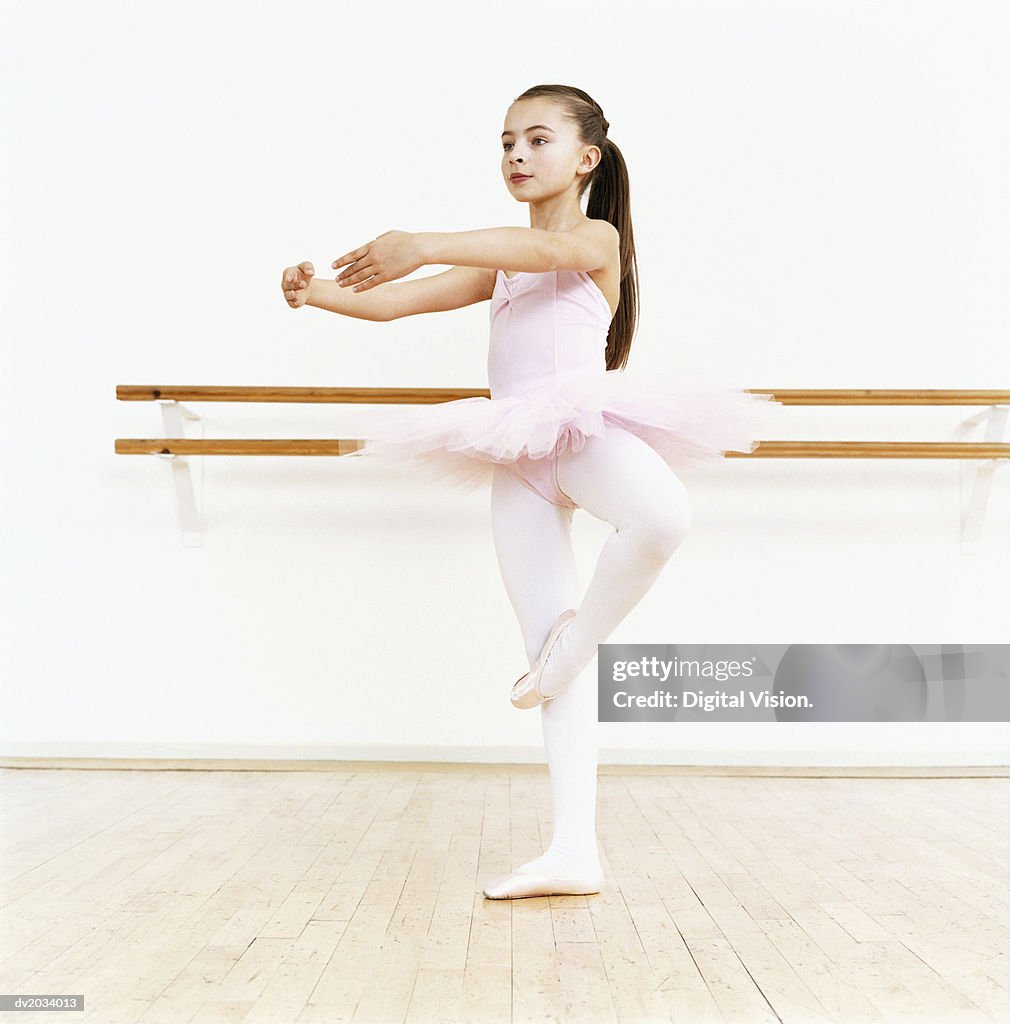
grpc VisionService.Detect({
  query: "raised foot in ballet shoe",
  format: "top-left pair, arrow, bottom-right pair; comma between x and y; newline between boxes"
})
510,608 -> 577,710
482,868 -> 604,900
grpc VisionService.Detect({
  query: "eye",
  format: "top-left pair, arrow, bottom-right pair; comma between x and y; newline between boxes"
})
502,138 -> 548,151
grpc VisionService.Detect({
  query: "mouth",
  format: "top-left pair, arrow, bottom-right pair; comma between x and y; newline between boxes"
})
510,174 -> 532,183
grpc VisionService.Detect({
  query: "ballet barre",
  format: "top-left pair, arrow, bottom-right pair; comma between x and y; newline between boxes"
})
114,387 -> 1009,552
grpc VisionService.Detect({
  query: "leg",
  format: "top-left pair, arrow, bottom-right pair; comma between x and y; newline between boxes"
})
488,464 -> 602,883
490,462 -> 579,665
539,427 -> 693,698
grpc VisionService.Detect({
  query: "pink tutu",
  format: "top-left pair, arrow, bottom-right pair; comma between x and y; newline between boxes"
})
343,267 -> 782,502
345,368 -> 782,497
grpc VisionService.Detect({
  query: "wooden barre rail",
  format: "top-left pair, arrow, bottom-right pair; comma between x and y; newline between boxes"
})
114,386 -> 1008,548
114,386 -> 1010,459
113,439 -> 1010,459
116,386 -> 1010,406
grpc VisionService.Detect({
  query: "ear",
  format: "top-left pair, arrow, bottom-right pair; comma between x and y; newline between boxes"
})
579,144 -> 603,175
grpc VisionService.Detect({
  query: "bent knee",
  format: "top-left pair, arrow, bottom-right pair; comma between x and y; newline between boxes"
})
648,514 -> 691,561
626,509 -> 688,561
637,500 -> 692,562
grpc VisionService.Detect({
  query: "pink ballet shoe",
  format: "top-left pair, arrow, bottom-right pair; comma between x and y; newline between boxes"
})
482,867 -> 604,900
510,608 -> 577,710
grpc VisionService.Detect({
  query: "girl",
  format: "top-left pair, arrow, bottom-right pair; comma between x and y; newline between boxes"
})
281,84 -> 783,900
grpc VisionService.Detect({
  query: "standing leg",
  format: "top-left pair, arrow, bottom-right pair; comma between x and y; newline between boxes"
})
488,464 -> 602,882
538,427 -> 693,699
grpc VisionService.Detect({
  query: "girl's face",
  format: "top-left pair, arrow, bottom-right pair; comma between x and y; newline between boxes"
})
501,99 -> 593,201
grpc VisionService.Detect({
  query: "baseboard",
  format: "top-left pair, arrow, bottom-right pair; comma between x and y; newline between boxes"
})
1,741 -> 1007,775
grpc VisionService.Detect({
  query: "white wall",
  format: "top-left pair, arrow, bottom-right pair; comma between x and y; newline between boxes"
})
2,0 -> 1007,766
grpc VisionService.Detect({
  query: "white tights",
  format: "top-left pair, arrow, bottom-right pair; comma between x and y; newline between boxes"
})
489,426 -> 693,879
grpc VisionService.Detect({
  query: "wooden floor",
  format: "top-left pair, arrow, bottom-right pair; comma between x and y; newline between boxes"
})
0,764 -> 1007,1024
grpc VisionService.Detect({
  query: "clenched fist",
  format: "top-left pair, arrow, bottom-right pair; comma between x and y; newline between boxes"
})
281,262 -> 314,308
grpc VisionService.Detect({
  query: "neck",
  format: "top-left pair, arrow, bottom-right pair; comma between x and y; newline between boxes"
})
526,191 -> 585,233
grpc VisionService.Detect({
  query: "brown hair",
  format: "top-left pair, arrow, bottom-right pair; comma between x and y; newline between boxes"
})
512,84 -> 639,371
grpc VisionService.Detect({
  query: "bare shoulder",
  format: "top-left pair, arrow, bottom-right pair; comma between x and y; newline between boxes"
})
573,218 -> 620,317
575,216 -> 620,251
570,217 -> 619,271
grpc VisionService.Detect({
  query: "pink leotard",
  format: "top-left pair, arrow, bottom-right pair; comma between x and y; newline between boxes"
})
489,269 -> 614,509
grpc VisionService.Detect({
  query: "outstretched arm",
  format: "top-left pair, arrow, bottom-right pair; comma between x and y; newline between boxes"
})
283,259 -> 493,321
282,260 -> 395,320
332,220 -> 618,293
304,277 -> 399,321
418,221 -> 617,276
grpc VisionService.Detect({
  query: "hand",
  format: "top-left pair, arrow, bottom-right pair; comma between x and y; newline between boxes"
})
332,230 -> 424,292
281,262 -> 314,308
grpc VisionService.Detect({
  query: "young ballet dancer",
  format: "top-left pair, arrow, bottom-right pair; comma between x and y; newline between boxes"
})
281,84 -> 782,900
